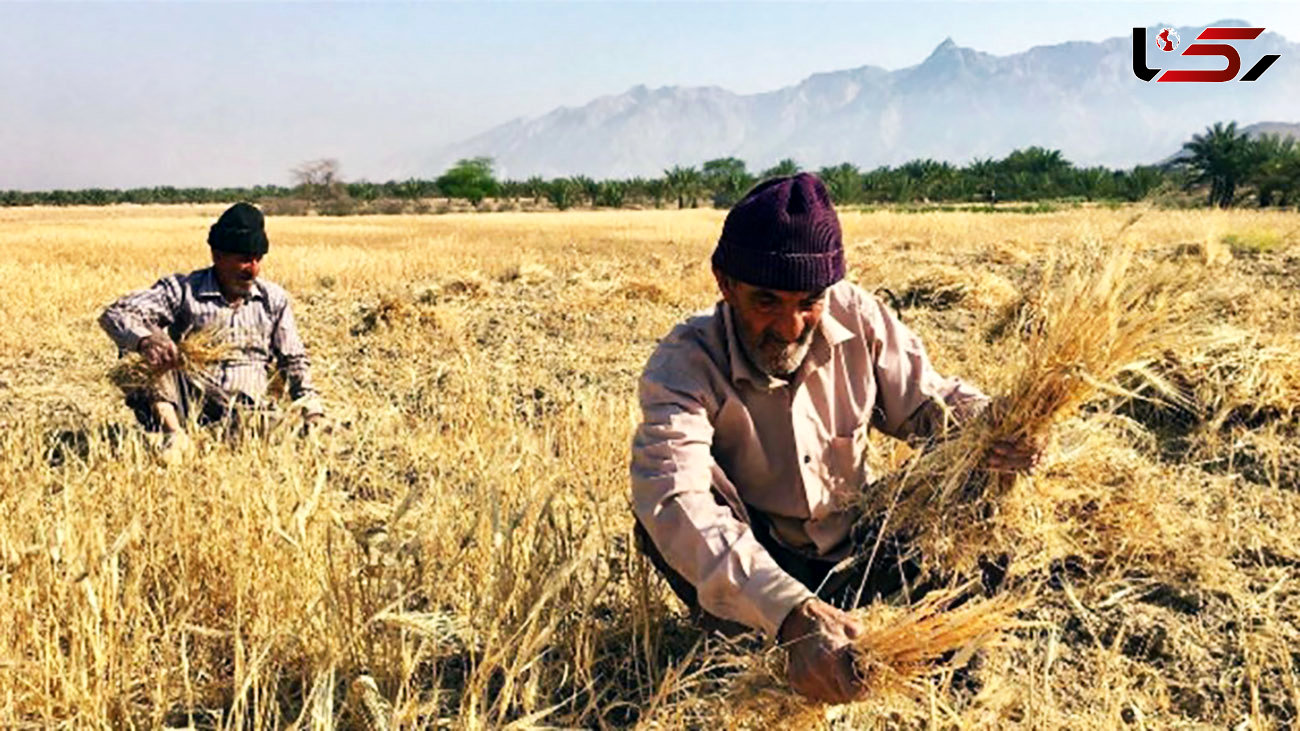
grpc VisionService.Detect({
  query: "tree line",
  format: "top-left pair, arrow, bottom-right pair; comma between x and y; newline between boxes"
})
2,123 -> 1294,211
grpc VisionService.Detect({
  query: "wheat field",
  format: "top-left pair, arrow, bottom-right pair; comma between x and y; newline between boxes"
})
0,204 -> 1297,729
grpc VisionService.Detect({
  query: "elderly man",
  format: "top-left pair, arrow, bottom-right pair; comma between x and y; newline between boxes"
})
630,174 -> 1039,703
100,202 -> 323,460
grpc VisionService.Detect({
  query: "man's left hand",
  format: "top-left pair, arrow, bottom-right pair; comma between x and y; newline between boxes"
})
984,433 -> 1045,474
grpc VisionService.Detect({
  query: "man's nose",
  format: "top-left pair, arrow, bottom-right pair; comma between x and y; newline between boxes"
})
772,309 -> 804,343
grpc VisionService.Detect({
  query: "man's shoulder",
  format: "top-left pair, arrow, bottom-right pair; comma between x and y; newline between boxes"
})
826,279 -> 876,309
143,270 -> 197,299
825,280 -> 888,328
641,304 -> 727,384
665,304 -> 722,344
254,277 -> 291,305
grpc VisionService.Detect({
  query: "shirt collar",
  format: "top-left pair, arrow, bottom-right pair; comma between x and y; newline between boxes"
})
195,266 -> 263,301
721,300 -> 855,389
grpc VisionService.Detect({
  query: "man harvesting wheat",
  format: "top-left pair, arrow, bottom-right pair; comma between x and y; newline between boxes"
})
99,202 -> 324,463
629,174 -> 1041,703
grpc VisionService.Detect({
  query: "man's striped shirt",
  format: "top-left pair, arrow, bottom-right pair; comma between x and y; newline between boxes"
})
99,267 -> 320,411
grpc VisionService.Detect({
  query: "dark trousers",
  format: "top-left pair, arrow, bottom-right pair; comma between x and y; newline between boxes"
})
633,500 -> 922,636
125,370 -> 267,433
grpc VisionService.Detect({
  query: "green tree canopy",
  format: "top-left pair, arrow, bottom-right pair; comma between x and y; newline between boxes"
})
436,157 -> 499,205
702,157 -> 754,208
760,158 -> 801,179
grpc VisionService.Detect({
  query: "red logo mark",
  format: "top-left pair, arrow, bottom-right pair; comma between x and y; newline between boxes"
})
1132,26 -> 1280,82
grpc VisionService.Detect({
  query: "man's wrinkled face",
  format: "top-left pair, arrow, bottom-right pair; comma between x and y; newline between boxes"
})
715,270 -> 826,378
211,249 -> 262,297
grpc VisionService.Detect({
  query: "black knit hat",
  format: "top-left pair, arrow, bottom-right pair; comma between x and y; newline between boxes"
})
208,202 -> 269,255
711,173 -> 843,292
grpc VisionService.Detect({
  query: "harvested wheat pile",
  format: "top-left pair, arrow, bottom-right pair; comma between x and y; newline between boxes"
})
864,244 -> 1189,575
1145,327 -> 1300,432
893,264 -> 1021,312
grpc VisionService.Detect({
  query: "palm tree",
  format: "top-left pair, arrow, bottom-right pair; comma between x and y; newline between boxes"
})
572,175 -> 600,207
817,163 -> 863,205
524,176 -> 547,205
1182,122 -> 1257,208
1119,165 -> 1165,202
663,165 -> 703,208
1250,134 -> 1299,207
596,180 -> 627,208
546,178 -> 580,210
760,158 -> 800,180
702,157 -> 754,207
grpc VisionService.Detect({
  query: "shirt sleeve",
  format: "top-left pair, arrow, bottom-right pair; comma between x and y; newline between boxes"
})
864,292 -> 989,441
269,296 -> 322,414
98,275 -> 184,354
630,335 -> 814,637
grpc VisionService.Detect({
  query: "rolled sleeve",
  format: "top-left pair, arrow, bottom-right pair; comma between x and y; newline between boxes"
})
630,337 -> 813,637
98,276 -> 182,354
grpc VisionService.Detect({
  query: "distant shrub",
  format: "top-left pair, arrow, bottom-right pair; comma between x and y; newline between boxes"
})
260,198 -> 311,216
373,198 -> 407,215
318,198 -> 359,216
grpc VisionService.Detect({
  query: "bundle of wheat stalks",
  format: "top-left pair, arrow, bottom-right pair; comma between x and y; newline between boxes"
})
863,243 -> 1189,576
724,589 -> 1029,721
850,587 -> 1030,697
107,326 -> 232,393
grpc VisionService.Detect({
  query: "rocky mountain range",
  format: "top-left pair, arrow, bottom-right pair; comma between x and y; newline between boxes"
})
423,20 -> 1300,179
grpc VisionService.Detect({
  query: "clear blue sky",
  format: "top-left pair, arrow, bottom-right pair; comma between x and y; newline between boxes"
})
2,1 -> 1298,189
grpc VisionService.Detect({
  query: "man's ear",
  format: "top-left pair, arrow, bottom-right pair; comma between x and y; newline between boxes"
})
712,267 -> 737,305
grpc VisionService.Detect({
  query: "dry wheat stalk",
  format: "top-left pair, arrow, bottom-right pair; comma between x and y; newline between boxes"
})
851,587 -> 1030,697
863,243 -> 1189,574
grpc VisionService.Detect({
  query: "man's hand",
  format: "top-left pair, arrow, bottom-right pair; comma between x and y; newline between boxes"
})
138,334 -> 179,372
779,598 -> 869,704
984,432 -> 1046,474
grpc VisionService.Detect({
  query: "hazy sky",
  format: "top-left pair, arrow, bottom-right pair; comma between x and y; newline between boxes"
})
3,1 -> 1299,190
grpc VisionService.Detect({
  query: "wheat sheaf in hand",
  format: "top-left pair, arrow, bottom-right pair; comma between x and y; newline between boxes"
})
862,243 -> 1192,575
107,327 -> 233,393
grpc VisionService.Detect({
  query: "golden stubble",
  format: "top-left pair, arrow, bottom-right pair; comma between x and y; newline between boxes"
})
0,204 -> 1296,728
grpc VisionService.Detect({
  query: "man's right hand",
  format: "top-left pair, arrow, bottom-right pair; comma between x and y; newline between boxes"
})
779,598 -> 870,704
138,334 -> 179,371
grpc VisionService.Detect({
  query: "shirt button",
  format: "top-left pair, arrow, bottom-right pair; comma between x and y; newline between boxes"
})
803,454 -> 811,464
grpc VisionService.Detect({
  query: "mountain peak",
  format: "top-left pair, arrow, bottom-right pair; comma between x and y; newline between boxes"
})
426,24 -> 1300,178
925,37 -> 959,61
912,35 -> 978,80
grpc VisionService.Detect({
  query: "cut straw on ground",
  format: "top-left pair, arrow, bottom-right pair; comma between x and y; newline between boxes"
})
863,242 -> 1193,575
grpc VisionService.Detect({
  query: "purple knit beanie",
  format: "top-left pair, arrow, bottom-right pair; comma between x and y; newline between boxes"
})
711,172 -> 844,291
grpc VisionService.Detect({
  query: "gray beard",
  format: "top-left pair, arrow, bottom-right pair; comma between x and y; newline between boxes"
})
735,317 -> 815,379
